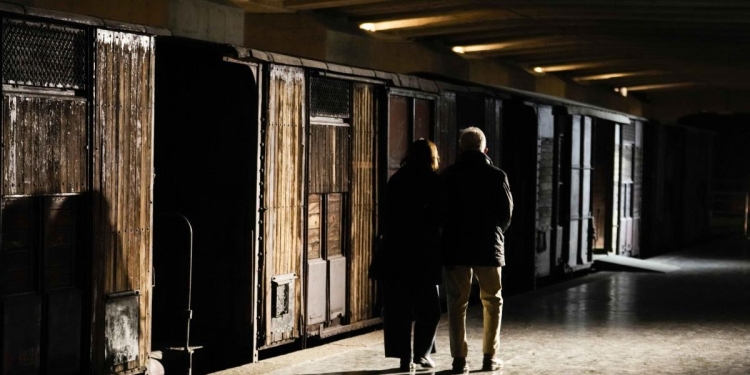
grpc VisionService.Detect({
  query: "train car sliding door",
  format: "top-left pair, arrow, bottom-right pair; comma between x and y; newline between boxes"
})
618,121 -> 643,257
306,78 -> 379,338
561,115 -> 594,269
261,65 -> 306,347
534,106 -> 556,279
307,77 -> 350,335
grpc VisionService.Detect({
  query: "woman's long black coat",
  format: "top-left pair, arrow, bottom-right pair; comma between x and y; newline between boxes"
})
379,164 -> 443,284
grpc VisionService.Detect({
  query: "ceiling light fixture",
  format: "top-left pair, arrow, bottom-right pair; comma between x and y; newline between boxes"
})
574,70 -> 665,82
535,62 -> 611,73
533,67 -> 545,73
357,10 -> 512,32
620,87 -> 628,97
359,23 -> 376,31
450,42 -> 512,54
627,82 -> 695,91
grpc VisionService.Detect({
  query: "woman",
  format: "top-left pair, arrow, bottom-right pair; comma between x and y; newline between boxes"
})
379,139 -> 443,371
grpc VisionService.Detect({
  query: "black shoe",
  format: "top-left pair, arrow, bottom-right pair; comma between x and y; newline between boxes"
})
415,356 -> 435,368
451,358 -> 469,374
482,357 -> 503,371
399,357 -> 414,371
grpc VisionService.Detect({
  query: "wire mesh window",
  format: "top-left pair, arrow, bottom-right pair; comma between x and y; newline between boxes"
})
310,76 -> 350,118
2,19 -> 87,89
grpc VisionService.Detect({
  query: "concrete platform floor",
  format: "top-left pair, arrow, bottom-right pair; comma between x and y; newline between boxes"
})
211,237 -> 750,375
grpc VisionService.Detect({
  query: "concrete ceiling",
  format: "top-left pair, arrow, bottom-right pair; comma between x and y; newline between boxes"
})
228,0 -> 750,98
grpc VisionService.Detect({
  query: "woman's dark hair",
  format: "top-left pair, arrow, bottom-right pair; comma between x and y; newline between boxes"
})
401,139 -> 440,171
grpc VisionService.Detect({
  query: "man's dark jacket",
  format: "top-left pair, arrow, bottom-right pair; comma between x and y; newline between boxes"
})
441,150 -> 514,267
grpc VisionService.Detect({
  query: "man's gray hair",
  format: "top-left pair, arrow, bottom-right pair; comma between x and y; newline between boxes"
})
459,126 -> 487,152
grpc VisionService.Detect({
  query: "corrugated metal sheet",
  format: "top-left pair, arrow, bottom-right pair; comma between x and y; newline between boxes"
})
2,94 -> 86,196
264,65 -> 306,343
92,29 -> 154,374
349,83 -> 376,324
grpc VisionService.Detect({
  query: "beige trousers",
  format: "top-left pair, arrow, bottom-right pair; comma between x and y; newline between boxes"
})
444,266 -> 503,358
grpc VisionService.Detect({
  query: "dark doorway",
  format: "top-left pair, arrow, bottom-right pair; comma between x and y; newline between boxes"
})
153,37 -> 258,373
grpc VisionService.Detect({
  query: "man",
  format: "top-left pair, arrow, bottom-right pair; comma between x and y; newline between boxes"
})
441,127 -> 513,374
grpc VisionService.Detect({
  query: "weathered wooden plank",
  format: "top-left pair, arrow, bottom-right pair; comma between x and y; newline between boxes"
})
350,83 -> 375,323
264,65 -> 306,343
308,194 -> 321,259
92,29 -> 154,374
1,95 -> 86,196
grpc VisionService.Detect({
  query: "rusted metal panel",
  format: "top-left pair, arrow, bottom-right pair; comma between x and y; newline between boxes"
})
104,295 -> 139,369
309,125 -> 350,194
413,98 -> 432,141
2,95 -> 86,196
388,95 -> 409,177
92,29 -> 154,374
349,84 -> 376,324
436,92 -> 457,170
263,64 -> 306,344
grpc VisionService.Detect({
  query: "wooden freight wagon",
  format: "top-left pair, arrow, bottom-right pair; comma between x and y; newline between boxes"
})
0,6 -> 165,375
494,94 -> 646,286
411,78 -> 647,289
153,40 -> 444,371
228,46 -> 451,355
151,36 -> 651,372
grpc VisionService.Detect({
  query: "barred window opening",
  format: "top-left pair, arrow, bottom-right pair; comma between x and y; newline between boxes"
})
2,19 -> 87,89
310,76 -> 350,119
